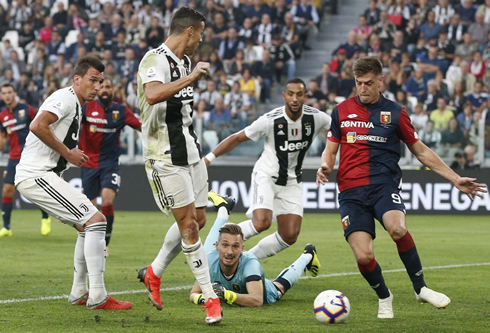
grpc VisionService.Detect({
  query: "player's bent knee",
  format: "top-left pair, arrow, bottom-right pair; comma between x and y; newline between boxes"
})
252,218 -> 272,232
85,211 -> 107,226
355,252 -> 374,265
388,224 -> 407,240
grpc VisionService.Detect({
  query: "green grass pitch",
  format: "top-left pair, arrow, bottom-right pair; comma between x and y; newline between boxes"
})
0,210 -> 489,332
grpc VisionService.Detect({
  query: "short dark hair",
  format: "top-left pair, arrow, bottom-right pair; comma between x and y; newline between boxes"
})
169,7 -> 206,35
1,83 -> 15,90
219,223 -> 244,240
352,57 -> 383,78
73,55 -> 104,77
285,77 -> 307,92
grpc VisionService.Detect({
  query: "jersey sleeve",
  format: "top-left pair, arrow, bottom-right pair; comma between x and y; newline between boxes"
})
327,106 -> 340,143
320,112 -> 332,131
242,257 -> 263,282
397,107 -> 419,145
39,91 -> 74,121
244,114 -> 268,142
124,107 -> 142,129
139,52 -> 169,86
28,106 -> 37,120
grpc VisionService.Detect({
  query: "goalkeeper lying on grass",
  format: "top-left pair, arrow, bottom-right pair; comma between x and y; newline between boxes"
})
189,192 -> 321,307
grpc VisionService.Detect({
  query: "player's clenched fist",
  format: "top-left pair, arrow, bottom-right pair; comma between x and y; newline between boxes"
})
191,62 -> 210,80
66,148 -> 89,168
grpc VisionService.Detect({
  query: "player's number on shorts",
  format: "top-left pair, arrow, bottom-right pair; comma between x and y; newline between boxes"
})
391,193 -> 402,204
112,173 -> 121,186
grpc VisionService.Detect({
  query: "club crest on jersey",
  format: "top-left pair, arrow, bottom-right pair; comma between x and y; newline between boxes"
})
291,128 -> 299,137
346,132 -> 356,143
380,111 -> 391,124
112,110 -> 119,120
342,215 -> 350,230
232,283 -> 241,292
18,109 -> 25,118
305,123 -> 312,136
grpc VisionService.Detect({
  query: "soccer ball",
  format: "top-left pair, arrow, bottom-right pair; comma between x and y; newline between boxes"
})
313,290 -> 350,324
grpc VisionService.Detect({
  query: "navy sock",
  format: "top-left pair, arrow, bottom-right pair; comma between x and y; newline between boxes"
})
2,198 -> 13,229
358,258 -> 390,299
395,232 -> 426,294
41,210 -> 49,219
102,205 -> 114,246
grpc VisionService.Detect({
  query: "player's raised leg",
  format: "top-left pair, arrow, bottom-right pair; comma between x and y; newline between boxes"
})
40,210 -> 51,236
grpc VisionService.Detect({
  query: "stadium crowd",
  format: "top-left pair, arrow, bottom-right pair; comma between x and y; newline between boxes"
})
0,0 -> 488,166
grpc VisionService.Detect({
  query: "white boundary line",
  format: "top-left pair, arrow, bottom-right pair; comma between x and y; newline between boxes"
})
1,262 -> 488,305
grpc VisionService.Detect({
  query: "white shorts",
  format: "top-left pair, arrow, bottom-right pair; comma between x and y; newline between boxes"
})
16,172 -> 98,227
145,159 -> 208,215
246,170 -> 303,218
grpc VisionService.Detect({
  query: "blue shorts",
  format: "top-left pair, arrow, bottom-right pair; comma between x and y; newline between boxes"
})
81,165 -> 121,200
338,184 -> 406,240
3,159 -> 19,185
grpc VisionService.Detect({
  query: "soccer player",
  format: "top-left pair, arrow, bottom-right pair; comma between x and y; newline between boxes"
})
80,78 -> 141,254
205,78 -> 331,259
136,7 -> 222,325
189,192 -> 321,307
15,55 -> 132,310
0,84 -> 51,237
316,57 -> 487,319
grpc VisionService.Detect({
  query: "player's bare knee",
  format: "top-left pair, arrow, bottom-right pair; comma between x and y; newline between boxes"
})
278,230 -> 298,245
252,217 -> 272,232
85,211 -> 107,226
180,220 -> 200,243
356,252 -> 374,265
388,224 -> 407,240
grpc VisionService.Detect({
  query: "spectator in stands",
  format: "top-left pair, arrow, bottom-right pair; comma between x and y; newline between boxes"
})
364,0 -> 381,26
207,98 -> 233,141
447,14 -> 467,45
463,145 -> 481,169
433,0 -> 455,26
66,33 -> 90,64
111,31 -> 128,62
246,0 -> 271,26
118,47 -> 138,80
385,60 -> 405,94
440,117 -> 465,157
239,68 -> 258,103
434,70 -> 450,101
330,48 -> 348,78
483,67 -> 490,87
86,0 -> 103,20
410,103 -> 429,132
466,81 -> 489,113
366,33 -> 383,58
419,120 -> 442,152
404,18 -> 421,57
243,39 -> 258,64
280,12 -> 302,60
39,16 -> 54,44
421,79 -> 444,111
31,0 -> 49,31
449,81 -> 467,114
457,60 -> 477,94
388,0 -> 413,29
137,4 -> 152,27
467,112 -> 482,147
373,11 -> 396,49
0,68 -> 16,86
272,0 -> 287,26
406,67 -> 428,99
46,29 -> 66,64
438,29 -> 455,62
306,79 -> 327,110
67,3 -> 88,32
418,46 -> 448,80
459,0 -> 477,26
338,67 -> 356,99
18,22 -> 35,53
161,0 -> 177,28
450,152 -> 467,170
103,62 -> 121,83
7,50 -> 27,83
468,13 -> 490,45
269,35 -> 295,82
199,27 -> 221,61
7,0 -> 31,30
430,97 -> 455,131
419,10 -> 443,42
256,13 -> 276,48
219,27 -> 245,61
315,62 -> 339,96
352,14 -> 372,46
227,49 -> 250,77
457,102 -> 474,133
0,40 -> 14,62
125,14 -> 146,45
59,62 -> 73,87
104,14 -> 126,45
212,12 -> 228,40
224,81 -> 250,130
238,17 -> 256,42
200,79 -> 224,112
469,51 -> 486,81
332,31 -> 362,60
252,49 -> 274,103
209,51 -> 225,76
145,16 -> 165,49
223,0 -> 246,27
216,73 -> 231,97
52,1 -> 68,33
290,0 -> 320,50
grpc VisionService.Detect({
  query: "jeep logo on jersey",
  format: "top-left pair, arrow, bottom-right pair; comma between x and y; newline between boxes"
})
112,110 -> 119,120
279,140 -> 309,151
340,121 -> 374,128
380,111 -> 391,124
174,86 -> 194,99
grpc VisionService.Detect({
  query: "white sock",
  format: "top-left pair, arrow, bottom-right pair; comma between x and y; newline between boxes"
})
182,238 -> 217,300
85,222 -> 108,304
249,231 -> 290,259
238,219 -> 259,241
151,222 -> 182,277
274,255 -> 309,293
70,232 -> 88,297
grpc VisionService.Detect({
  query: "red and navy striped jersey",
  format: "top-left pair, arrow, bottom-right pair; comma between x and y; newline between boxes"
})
328,94 -> 419,192
0,104 -> 37,159
80,101 -> 141,169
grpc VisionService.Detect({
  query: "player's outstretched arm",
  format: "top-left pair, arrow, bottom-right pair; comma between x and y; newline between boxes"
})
408,140 -> 487,200
223,280 -> 263,307
189,281 -> 205,305
316,140 -> 339,187
205,130 -> 250,166
0,132 -> 7,151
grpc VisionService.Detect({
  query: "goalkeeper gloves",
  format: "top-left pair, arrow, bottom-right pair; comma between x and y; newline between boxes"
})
212,282 -> 237,305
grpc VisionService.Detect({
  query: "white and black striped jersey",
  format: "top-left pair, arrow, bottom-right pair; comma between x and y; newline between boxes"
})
138,43 -> 201,166
15,87 -> 83,183
245,105 -> 331,185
